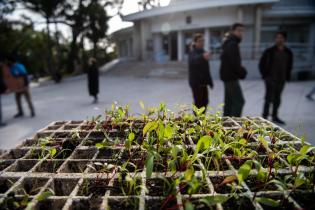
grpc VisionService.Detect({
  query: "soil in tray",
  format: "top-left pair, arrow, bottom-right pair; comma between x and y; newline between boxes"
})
110,179 -> 142,196
119,159 -> 145,172
50,178 -> 78,196
145,197 -> 179,210
25,149 -> 48,159
121,148 -> 146,160
71,148 -> 96,159
71,198 -> 102,210
34,160 -> 64,173
0,160 -> 14,172
291,191 -> 315,210
15,177 -> 48,195
60,161 -> 88,173
7,160 -> 37,172
36,198 -> 66,210
0,177 -> 19,194
77,179 -> 109,196
245,176 -> 278,192
256,195 -> 296,210
108,198 -> 139,210
1,149 -> 28,159
222,196 -> 255,210
210,176 -> 246,194
96,148 -> 121,159
146,178 -> 175,196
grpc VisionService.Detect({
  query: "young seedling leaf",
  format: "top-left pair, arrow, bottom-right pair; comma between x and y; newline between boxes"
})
146,154 -> 154,179
200,195 -> 229,206
256,197 -> 280,207
237,160 -> 253,183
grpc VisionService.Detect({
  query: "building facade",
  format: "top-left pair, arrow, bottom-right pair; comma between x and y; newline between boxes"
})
112,0 -> 315,78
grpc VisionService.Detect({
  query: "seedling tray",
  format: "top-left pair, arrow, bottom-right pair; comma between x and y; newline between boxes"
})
0,111 -> 314,210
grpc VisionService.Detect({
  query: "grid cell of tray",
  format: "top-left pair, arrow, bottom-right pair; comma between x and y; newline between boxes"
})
7,159 -> 38,172
59,160 -> 89,173
70,198 -> 102,210
0,149 -> 29,159
34,160 -> 64,173
48,178 -> 79,196
109,178 -> 142,196
71,148 -> 97,159
24,149 -> 48,159
145,197 -> 179,210
77,178 -> 109,196
0,160 -> 15,172
108,197 -> 140,210
96,148 -> 121,159
0,177 -> 20,194
15,177 -> 49,196
35,198 -> 67,210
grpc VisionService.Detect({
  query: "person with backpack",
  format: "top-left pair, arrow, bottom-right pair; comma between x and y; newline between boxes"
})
7,56 -> 35,118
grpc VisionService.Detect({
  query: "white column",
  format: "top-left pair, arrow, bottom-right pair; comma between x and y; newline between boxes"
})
177,30 -> 184,61
204,28 -> 210,52
254,5 -> 262,58
237,6 -> 243,23
153,33 -> 163,53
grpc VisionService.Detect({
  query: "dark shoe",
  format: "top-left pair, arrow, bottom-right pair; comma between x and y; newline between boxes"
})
14,113 -> 24,118
272,117 -> 286,125
306,95 -> 313,101
262,114 -> 268,119
0,122 -> 6,127
31,112 -> 36,118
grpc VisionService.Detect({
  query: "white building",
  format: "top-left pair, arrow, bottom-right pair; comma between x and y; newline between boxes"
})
112,0 -> 315,78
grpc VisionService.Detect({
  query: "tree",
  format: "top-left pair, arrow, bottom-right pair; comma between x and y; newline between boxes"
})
85,0 -> 109,57
23,0 -> 65,82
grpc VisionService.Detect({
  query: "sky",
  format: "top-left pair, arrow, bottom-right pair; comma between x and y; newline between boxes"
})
7,0 -> 171,39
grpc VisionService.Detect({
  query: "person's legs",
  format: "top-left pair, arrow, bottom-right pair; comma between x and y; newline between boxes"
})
223,82 -> 232,116
191,85 -> 208,112
263,79 -> 273,118
231,80 -> 245,117
23,89 -> 35,117
272,81 -> 285,124
14,92 -> 24,118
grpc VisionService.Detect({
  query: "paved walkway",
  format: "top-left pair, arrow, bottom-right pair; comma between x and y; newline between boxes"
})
0,73 -> 314,149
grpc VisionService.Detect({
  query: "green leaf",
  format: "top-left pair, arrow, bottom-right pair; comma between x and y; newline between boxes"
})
300,145 -> 315,156
237,160 -> 253,183
200,195 -> 229,206
184,201 -> 194,210
128,132 -> 135,141
139,101 -> 145,110
164,124 -> 174,139
49,148 -> 57,158
95,142 -> 105,149
143,121 -> 158,136
37,189 -> 54,201
196,136 -> 212,152
256,197 -> 280,207
146,154 -> 154,179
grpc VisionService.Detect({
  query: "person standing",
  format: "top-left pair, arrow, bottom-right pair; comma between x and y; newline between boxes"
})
259,31 -> 293,125
220,23 -> 247,117
0,58 -> 7,127
7,56 -> 35,118
188,33 -> 214,113
87,57 -> 99,104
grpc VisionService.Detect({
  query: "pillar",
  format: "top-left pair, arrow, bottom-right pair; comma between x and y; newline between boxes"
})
254,5 -> 262,58
177,30 -> 184,61
204,28 -> 210,52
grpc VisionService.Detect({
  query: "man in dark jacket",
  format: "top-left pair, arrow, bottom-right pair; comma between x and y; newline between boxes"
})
220,23 -> 247,117
259,31 -> 293,125
87,57 -> 99,104
188,33 -> 213,113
